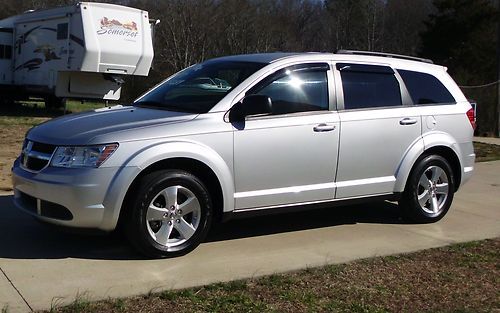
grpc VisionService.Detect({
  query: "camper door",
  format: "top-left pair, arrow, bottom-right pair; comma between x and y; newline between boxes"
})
14,17 -> 71,91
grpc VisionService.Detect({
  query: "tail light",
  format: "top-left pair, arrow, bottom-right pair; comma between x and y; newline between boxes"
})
466,108 -> 476,130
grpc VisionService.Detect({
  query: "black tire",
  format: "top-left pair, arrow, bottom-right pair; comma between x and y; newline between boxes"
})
124,170 -> 213,258
399,155 -> 455,223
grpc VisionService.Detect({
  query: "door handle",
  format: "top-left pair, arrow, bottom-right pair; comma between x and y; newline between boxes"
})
399,118 -> 418,125
313,123 -> 336,132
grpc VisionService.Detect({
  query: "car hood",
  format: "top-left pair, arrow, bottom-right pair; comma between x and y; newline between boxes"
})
27,105 -> 197,145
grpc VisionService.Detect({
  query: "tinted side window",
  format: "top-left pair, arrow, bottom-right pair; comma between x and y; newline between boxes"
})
251,67 -> 329,115
339,64 -> 402,110
398,69 -> 455,105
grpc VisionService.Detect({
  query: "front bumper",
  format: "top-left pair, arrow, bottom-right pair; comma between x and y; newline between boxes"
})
11,158 -> 136,231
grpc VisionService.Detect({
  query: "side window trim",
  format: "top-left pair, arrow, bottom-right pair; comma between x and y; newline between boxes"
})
393,68 -> 413,106
333,62 -> 345,111
334,62 -> 410,111
326,65 -> 337,111
336,63 -> 394,74
244,109 -> 334,121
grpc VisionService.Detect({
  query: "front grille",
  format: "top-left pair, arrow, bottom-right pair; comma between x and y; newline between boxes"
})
24,156 -> 48,171
32,142 -> 56,154
21,141 -> 56,171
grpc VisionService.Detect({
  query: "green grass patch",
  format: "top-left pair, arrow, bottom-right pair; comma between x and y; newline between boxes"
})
58,293 -> 92,313
18,99 -> 110,113
0,116 -> 48,127
474,141 -> 500,162
0,99 -> 114,119
64,100 -> 109,113
112,298 -> 126,312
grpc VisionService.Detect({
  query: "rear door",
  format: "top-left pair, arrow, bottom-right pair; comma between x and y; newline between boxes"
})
334,63 -> 421,198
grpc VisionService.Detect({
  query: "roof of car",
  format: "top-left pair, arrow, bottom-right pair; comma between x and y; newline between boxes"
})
206,52 -> 440,69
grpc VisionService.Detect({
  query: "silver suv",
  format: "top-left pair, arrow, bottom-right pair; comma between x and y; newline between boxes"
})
12,51 -> 476,258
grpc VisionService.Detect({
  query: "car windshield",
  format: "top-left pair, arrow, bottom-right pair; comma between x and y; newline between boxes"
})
134,61 -> 266,113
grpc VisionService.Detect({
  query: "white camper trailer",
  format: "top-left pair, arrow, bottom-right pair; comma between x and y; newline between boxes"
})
0,2 -> 155,108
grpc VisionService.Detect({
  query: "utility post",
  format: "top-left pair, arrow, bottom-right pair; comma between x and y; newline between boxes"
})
497,0 -> 500,137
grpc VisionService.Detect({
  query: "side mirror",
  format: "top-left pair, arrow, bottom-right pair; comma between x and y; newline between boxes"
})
228,95 -> 272,122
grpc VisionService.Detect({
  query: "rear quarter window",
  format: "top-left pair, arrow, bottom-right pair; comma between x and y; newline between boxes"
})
398,69 -> 455,105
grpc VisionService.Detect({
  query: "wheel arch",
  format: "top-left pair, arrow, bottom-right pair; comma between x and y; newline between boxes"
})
395,134 -> 462,193
102,141 -> 234,231
419,145 -> 461,192
120,157 -> 225,224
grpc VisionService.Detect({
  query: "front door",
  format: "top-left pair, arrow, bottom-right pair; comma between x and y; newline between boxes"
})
232,63 -> 340,209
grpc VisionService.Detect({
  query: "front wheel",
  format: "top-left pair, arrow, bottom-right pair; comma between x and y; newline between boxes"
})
399,155 -> 455,223
125,170 -> 213,258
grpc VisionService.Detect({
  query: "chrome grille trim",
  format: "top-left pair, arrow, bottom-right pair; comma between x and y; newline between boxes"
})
20,140 -> 56,172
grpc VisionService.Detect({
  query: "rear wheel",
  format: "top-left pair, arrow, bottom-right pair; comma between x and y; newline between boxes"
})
125,170 -> 212,258
400,155 -> 455,223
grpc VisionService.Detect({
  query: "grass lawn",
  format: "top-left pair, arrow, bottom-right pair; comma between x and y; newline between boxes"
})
474,141 -> 500,162
0,99 -> 109,117
42,238 -> 499,313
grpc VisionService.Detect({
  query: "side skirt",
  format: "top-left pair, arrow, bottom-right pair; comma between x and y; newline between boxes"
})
222,193 -> 401,222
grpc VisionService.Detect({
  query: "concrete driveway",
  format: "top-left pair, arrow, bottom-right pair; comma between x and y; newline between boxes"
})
1,161 -> 499,313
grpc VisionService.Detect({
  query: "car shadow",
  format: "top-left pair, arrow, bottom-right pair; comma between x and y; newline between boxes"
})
0,194 -> 407,260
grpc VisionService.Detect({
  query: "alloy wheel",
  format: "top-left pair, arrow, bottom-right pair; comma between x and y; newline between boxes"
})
146,185 -> 201,248
417,165 -> 449,216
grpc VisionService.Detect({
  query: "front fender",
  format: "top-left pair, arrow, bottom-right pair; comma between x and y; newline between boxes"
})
99,140 -> 234,231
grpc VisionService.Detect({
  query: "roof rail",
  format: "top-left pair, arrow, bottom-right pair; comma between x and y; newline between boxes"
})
336,50 -> 434,64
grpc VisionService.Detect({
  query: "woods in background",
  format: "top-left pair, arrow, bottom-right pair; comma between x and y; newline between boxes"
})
0,0 -> 498,135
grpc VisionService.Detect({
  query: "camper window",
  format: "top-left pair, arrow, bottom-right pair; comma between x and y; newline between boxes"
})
0,45 -> 11,59
57,23 -> 68,40
4,45 -> 12,59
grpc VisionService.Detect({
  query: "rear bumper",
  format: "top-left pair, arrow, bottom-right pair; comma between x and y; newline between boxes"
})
458,142 -> 475,187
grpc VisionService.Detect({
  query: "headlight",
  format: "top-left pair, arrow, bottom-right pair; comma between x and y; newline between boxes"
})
50,144 -> 119,168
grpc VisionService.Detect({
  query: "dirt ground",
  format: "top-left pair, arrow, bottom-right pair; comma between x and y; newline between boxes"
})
0,101 -> 103,191
0,117 -> 48,191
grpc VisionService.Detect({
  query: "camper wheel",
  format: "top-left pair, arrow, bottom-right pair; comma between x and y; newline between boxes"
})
45,96 -> 65,110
